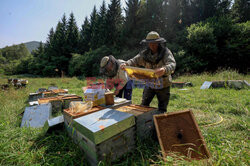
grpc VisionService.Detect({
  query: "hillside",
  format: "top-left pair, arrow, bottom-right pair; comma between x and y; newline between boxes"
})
24,41 -> 44,52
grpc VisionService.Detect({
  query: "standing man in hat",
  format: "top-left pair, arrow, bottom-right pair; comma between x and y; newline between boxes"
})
121,31 -> 176,112
100,55 -> 133,100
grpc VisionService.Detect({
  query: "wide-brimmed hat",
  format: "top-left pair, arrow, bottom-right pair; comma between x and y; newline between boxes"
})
100,56 -> 110,68
141,31 -> 166,43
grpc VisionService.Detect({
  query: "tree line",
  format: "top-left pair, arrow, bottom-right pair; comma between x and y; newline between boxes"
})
0,0 -> 249,76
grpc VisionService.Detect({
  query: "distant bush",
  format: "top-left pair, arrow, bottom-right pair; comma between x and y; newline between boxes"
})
68,45 -> 117,77
177,17 -> 249,74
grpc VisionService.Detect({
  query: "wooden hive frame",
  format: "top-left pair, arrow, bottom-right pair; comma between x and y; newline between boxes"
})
154,110 -> 210,160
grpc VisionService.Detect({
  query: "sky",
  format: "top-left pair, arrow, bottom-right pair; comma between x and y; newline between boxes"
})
0,0 -> 126,48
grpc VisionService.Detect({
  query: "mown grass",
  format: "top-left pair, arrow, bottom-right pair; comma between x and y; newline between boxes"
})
0,70 -> 249,166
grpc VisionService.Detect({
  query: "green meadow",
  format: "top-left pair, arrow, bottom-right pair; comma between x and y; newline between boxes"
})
0,70 -> 249,166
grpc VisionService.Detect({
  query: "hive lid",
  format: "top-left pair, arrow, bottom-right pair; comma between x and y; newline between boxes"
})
73,108 -> 135,144
154,110 -> 210,160
21,103 -> 52,128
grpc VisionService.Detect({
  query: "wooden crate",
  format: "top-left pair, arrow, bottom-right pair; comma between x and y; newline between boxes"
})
63,106 -> 105,141
72,108 -> 135,144
38,97 -> 62,113
153,110 -> 210,159
76,126 -> 135,166
116,104 -> 160,139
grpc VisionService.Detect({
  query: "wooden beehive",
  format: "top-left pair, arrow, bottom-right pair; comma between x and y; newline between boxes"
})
116,104 -> 160,139
58,95 -> 83,109
171,82 -> 193,88
72,108 -> 135,144
38,97 -> 63,113
51,89 -> 68,94
63,106 -> 105,141
153,110 -> 210,160
104,97 -> 132,109
211,81 -> 226,88
29,92 -> 43,102
42,91 -> 57,98
76,126 -> 135,166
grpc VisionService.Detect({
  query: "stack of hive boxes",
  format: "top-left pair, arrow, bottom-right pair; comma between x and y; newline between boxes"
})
63,100 -> 160,165
23,87 -> 83,129
37,94 -> 83,113
72,108 -> 135,166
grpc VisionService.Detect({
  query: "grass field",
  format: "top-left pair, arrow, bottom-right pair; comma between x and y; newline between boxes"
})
0,70 -> 249,166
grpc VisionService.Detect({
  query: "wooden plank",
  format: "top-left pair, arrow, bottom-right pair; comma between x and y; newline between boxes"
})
154,110 -> 210,159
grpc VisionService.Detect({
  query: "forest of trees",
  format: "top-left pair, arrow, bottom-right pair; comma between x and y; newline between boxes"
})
0,0 -> 249,76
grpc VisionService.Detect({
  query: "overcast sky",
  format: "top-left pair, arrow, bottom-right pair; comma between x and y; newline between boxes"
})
0,0 -> 126,48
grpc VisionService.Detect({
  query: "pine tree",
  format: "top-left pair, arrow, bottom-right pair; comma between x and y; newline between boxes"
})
123,0 -> 142,47
43,14 -> 68,76
66,12 -> 79,54
96,1 -> 108,47
89,6 -> 99,49
231,0 -> 250,23
79,17 -> 91,54
124,0 -> 140,33
106,0 -> 124,46
162,0 -> 181,41
145,0 -> 164,33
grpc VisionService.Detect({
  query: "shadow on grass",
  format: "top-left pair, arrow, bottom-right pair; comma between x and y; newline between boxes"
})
111,135 -> 161,166
29,128 -> 88,166
28,127 -> 161,166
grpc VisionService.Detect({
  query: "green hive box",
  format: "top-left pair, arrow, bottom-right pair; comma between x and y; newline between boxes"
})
72,108 -> 135,145
116,104 -> 160,139
76,126 -> 135,166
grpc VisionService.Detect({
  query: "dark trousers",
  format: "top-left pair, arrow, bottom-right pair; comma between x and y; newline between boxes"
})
116,84 -> 132,100
141,86 -> 170,113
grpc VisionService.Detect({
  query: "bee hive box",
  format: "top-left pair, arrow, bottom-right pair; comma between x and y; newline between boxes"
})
116,104 -> 160,139
63,106 -> 105,141
72,108 -> 135,144
76,126 -> 135,166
